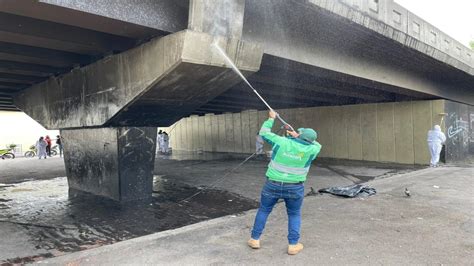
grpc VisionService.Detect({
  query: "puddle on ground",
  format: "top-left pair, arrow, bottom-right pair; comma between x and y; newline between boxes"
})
0,176 -> 258,264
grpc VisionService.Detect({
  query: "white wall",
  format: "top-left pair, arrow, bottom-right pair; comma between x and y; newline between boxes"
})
0,111 -> 59,155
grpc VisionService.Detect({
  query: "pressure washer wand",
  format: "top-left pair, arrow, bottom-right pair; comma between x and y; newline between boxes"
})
245,81 -> 294,131
245,80 -> 295,131
212,42 -> 294,132
276,114 -> 294,132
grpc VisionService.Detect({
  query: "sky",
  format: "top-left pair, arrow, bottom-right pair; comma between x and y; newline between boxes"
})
395,0 -> 473,48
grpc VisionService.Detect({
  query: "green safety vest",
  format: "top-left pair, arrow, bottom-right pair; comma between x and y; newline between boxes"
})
260,118 -> 322,183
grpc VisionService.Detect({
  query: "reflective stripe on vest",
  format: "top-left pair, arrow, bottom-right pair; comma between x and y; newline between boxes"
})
269,160 -> 310,175
259,127 -> 271,134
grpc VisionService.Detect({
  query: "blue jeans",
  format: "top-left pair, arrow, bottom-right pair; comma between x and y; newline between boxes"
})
251,180 -> 305,244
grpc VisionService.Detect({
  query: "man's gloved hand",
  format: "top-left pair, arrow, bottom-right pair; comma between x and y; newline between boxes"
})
287,130 -> 300,138
269,110 -> 277,119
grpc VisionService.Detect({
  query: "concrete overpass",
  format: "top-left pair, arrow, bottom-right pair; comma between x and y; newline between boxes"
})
0,0 -> 472,201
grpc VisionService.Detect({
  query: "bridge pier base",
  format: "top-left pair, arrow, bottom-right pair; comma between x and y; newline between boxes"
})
61,127 -> 157,201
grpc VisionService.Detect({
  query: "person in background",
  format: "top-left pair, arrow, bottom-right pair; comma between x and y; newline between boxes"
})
36,136 -> 48,159
56,135 -> 63,158
157,130 -> 163,153
427,125 -> 446,167
256,132 -> 264,155
45,135 -> 52,157
248,110 -> 322,255
162,131 -> 169,154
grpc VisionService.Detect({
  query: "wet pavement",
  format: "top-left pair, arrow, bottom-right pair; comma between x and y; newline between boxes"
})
155,151 -> 422,200
0,157 -> 65,184
0,176 -> 257,264
0,152 -> 423,264
38,166 -> 474,265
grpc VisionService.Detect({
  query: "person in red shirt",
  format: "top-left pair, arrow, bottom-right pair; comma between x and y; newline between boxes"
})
45,135 -> 52,157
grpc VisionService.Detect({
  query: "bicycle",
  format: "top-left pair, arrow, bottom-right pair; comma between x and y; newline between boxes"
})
50,145 -> 58,156
24,145 -> 36,158
0,148 -> 15,159
25,144 -> 59,157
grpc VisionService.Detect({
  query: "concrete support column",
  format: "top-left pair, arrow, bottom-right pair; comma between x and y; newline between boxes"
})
204,113 -> 214,151
240,110 -> 251,153
191,115 -> 200,151
61,127 -> 157,201
188,0 -> 245,38
210,114 -> 219,152
248,109 -> 259,153
224,112 -> 234,152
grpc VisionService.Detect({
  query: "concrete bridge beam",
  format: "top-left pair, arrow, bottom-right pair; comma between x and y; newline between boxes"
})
14,30 -> 262,129
12,0 -> 261,201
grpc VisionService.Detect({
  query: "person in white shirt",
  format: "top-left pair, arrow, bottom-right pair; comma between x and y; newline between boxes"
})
157,130 -> 163,153
427,125 -> 446,167
162,132 -> 169,154
256,133 -> 264,155
36,136 -> 48,159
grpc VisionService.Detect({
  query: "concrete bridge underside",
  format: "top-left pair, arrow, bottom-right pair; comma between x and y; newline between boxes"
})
0,0 -> 472,200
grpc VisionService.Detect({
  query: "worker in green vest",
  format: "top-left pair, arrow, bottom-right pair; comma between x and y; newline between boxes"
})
248,110 -> 322,255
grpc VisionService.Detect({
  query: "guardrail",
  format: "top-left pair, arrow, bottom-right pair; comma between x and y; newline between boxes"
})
312,0 -> 473,67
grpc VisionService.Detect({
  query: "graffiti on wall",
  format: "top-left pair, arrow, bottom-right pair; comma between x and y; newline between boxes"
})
444,99 -> 474,162
447,113 -> 469,148
447,114 -> 468,138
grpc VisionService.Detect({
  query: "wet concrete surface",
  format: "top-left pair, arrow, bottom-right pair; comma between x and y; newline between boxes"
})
39,166 -> 474,265
0,157 -> 66,184
0,151 -> 423,264
155,151 -> 423,200
0,176 -> 257,264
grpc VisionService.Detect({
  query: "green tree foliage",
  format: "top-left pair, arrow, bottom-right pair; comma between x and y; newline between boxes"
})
470,40 -> 474,50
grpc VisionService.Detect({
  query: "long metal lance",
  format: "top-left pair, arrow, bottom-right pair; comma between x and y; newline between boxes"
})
212,42 -> 294,131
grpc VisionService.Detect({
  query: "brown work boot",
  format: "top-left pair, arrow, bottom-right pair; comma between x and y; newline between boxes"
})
288,243 -> 304,255
247,238 -> 260,249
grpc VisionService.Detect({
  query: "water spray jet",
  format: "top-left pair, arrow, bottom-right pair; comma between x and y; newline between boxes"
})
211,42 -> 294,131
174,42 -> 300,204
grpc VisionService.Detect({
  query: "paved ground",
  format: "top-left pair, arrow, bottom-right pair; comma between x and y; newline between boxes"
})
0,153 -> 419,264
36,165 -> 473,265
0,152 -> 417,197
0,157 -> 65,184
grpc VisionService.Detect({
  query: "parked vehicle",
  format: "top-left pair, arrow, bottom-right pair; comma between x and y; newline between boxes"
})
0,148 -> 15,159
24,145 -> 36,158
25,144 -> 59,157
50,145 -> 58,156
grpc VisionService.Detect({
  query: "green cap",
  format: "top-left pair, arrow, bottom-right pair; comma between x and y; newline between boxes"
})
297,128 -> 317,143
